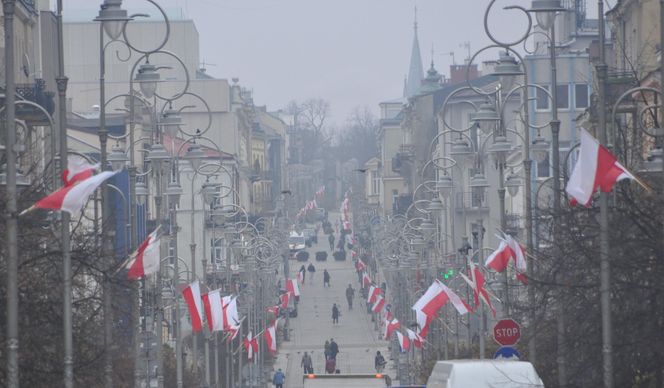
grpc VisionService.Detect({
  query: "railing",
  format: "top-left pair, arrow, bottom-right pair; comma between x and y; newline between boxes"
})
13,79 -> 56,124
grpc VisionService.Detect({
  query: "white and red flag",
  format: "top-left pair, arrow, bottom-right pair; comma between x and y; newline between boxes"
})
372,294 -> 386,313
222,296 -> 240,330
286,278 -> 300,297
485,238 -> 513,273
439,282 -> 472,315
182,280 -> 204,333
384,318 -> 401,340
355,259 -> 367,272
396,331 -> 410,353
244,332 -> 259,360
225,324 -> 240,342
460,264 -> 497,318
265,318 -> 279,354
22,170 -> 118,215
280,292 -> 290,310
506,235 -> 528,284
362,272 -> 372,288
415,309 -> 434,338
126,227 -> 161,280
406,328 -> 424,349
202,289 -> 224,332
412,281 -> 448,317
62,154 -> 100,187
368,286 -> 381,304
566,128 -> 635,206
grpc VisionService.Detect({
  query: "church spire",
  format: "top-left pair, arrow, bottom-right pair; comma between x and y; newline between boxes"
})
404,6 -> 424,99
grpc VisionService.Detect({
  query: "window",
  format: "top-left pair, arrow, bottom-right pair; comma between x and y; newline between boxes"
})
536,85 -> 550,110
371,170 -> 380,195
211,238 -> 225,264
575,84 -> 589,109
556,84 -> 569,109
537,155 -> 550,178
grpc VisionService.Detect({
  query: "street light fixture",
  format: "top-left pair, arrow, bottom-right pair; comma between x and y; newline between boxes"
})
147,143 -> 171,171
160,108 -> 184,138
134,61 -> 162,99
108,143 -> 129,171
135,179 -> 149,205
183,142 -> 206,171
471,101 -> 501,134
531,135 -> 550,163
435,175 -> 454,199
528,0 -> 565,31
491,51 -> 524,92
94,0 -> 131,40
201,181 -> 219,205
450,137 -> 474,161
165,179 -> 183,205
505,173 -> 523,196
427,197 -> 445,212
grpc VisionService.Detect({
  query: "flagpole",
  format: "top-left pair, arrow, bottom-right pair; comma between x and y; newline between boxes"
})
596,1 -> 614,387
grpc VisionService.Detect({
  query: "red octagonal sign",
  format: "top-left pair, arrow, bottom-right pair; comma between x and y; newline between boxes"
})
493,319 -> 521,346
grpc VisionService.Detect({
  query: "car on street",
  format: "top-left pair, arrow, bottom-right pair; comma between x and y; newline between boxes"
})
425,360 -> 543,387
289,232 -> 306,258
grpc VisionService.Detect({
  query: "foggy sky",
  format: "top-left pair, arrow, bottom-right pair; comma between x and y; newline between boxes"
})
54,0 -> 603,126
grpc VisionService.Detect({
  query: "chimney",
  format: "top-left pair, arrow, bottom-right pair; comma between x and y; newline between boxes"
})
449,64 -> 479,85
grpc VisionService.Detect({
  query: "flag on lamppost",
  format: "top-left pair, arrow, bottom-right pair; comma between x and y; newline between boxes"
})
126,227 -> 161,280
244,331 -> 259,360
266,318 -> 279,354
62,154 -> 100,187
384,318 -> 401,340
202,289 -> 224,332
396,331 -> 410,353
182,281 -> 204,333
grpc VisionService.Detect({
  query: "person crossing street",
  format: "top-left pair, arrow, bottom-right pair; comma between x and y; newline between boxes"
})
301,351 -> 313,374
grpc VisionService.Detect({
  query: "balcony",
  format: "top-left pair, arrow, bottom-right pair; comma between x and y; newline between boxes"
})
454,191 -> 489,211
12,80 -> 56,125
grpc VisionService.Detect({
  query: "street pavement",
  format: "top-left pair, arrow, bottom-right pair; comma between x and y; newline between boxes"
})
271,223 -> 395,387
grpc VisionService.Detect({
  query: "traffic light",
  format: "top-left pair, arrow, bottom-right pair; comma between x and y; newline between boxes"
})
439,268 -> 455,280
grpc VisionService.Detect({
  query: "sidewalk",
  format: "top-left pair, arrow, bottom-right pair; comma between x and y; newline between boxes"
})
271,219 -> 395,387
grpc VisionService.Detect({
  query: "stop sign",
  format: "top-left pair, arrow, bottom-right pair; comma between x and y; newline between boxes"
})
493,319 -> 521,346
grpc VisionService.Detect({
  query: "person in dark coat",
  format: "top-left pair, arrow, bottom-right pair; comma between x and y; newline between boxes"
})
328,233 -> 335,251
329,338 -> 339,360
332,303 -> 340,325
323,269 -> 331,287
345,284 -> 355,310
299,265 -> 306,283
307,263 -> 316,284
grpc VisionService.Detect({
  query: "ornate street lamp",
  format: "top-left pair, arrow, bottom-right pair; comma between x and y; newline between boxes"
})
160,108 -> 184,138
94,0 -> 131,40
505,173 -> 523,197
471,101 -> 501,134
435,175 -> 454,199
487,136 -> 513,165
108,144 -> 129,171
183,142 -> 206,171
528,0 -> 565,31
134,61 -> 162,99
490,51 -> 524,92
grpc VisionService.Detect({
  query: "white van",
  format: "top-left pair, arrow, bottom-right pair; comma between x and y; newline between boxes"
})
426,360 -> 544,388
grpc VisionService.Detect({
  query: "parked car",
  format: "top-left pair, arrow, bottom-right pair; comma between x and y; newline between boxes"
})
302,228 -> 316,247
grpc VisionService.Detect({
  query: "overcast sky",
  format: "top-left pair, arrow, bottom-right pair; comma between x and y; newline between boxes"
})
56,0 -> 603,126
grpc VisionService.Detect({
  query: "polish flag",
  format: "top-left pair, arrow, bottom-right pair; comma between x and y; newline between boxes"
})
23,170 -> 118,215
126,227 -> 161,280
485,239 -> 513,273
362,272 -> 372,288
407,328 -> 424,349
439,282 -> 472,315
566,128 -> 635,206
222,296 -> 240,330
506,235 -> 528,284
202,289 -> 224,332
372,295 -> 386,313
265,318 -> 279,354
356,259 -> 367,272
280,292 -> 290,310
368,286 -> 381,304
286,279 -> 300,297
343,221 -> 352,230
244,332 -> 259,360
415,309 -> 434,338
384,318 -> 401,340
460,264 -> 497,318
397,331 -> 410,353
62,154 -> 100,187
226,324 -> 240,342
182,281 -> 204,333
412,281 -> 448,317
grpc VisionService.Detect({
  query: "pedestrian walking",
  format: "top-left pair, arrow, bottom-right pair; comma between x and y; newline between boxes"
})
374,351 -> 386,373
332,303 -> 340,325
345,284 -> 355,310
329,338 -> 339,360
323,269 -> 331,288
272,368 -> 285,388
307,263 -> 316,284
299,265 -> 306,283
301,351 -> 313,374
328,233 -> 335,251
324,340 -> 331,360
